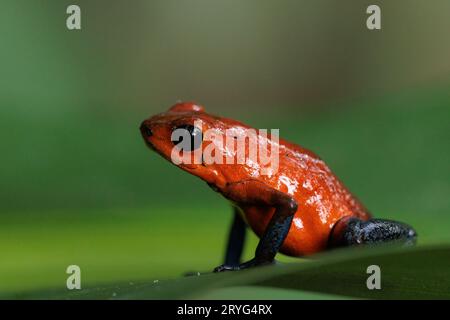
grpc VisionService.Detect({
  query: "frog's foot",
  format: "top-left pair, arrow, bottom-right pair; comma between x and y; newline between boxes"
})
329,217 -> 417,248
213,258 -> 277,273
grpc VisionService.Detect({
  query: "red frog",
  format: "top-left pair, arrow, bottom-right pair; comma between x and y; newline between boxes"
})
140,102 -> 417,272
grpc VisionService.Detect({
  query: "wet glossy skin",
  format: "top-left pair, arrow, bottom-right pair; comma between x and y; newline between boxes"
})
140,102 -> 371,257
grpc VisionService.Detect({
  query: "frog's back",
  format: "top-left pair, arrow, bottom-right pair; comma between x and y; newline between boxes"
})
241,138 -> 371,256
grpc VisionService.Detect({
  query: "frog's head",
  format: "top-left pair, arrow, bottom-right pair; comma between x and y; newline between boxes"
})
140,102 -> 249,188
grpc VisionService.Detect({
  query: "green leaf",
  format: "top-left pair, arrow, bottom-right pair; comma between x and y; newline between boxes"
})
12,244 -> 450,299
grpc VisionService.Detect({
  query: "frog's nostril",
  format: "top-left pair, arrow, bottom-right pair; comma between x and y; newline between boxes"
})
140,123 -> 153,137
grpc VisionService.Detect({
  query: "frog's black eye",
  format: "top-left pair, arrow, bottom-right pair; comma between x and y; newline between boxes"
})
172,124 -> 203,151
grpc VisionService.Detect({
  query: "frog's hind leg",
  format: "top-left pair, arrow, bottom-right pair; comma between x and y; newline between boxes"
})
329,217 -> 417,248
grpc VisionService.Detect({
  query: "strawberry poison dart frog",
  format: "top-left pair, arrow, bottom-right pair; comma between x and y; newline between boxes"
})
140,102 -> 417,272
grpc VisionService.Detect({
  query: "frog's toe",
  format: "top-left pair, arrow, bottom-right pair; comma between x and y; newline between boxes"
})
213,264 -> 240,273
214,259 -> 277,273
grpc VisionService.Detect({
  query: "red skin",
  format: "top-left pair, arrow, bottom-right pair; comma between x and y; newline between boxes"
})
141,102 -> 371,257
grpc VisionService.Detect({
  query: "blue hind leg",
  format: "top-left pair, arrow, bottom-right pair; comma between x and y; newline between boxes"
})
329,217 -> 417,248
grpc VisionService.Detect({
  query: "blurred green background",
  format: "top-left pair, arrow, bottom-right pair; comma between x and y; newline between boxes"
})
0,0 -> 449,297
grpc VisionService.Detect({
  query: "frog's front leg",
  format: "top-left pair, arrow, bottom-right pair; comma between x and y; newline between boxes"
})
214,180 -> 297,272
